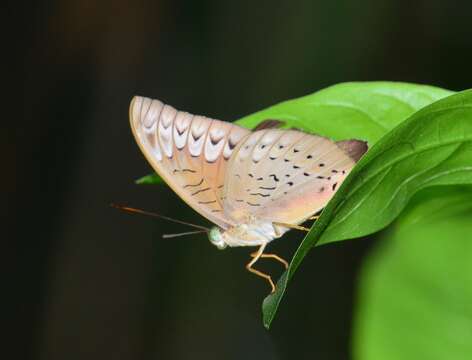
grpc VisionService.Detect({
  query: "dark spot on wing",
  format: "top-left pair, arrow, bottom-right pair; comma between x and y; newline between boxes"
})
317,175 -> 324,179
293,165 -> 300,169
284,159 -> 289,162
198,200 -> 217,204
248,173 -> 254,178
246,201 -> 261,206
210,136 -> 221,146
184,178 -> 204,188
319,163 -> 325,167
293,148 -> 299,153
287,181 -> 294,186
307,155 -> 313,159
332,182 -> 338,191
257,177 -> 263,181
191,187 -> 211,196
250,192 -> 270,197
192,132 -> 203,141
260,186 -> 276,190
228,139 -> 237,150
269,156 -> 276,160
269,174 -> 279,182
303,172 -> 310,176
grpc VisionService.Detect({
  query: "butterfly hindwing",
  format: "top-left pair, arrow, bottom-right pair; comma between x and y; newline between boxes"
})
130,96 -> 250,229
223,129 -> 367,229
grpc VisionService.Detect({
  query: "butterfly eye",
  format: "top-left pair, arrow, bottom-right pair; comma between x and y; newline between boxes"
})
208,227 -> 227,250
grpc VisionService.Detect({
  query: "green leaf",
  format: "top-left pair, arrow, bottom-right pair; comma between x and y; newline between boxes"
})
263,89 -> 472,327
135,173 -> 163,185
353,186 -> 472,359
237,81 -> 453,145
241,83 -> 458,328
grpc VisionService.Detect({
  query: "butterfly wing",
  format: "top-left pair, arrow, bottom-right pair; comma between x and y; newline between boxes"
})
223,129 -> 367,229
130,96 -> 250,229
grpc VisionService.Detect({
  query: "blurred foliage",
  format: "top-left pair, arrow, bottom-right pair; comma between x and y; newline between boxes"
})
353,186 -> 472,359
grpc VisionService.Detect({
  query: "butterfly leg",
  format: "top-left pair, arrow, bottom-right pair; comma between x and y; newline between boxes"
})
246,244 -> 276,293
250,251 -> 289,269
273,221 -> 310,232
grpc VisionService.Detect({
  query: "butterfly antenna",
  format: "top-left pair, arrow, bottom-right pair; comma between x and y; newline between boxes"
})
111,204 -> 210,231
162,230 -> 209,239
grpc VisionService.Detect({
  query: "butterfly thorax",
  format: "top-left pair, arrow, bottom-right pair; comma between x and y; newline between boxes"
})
209,216 -> 278,250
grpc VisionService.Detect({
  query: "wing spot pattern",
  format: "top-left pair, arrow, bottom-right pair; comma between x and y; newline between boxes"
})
191,187 -> 211,196
184,178 -> 204,188
246,201 -> 261,206
250,193 -> 270,198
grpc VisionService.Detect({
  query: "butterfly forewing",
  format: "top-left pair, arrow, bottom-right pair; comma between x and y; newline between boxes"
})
130,96 -> 250,229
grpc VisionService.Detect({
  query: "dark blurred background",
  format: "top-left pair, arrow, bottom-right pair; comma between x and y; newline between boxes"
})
8,1 -> 472,359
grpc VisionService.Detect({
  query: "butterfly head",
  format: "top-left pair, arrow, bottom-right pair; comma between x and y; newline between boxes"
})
208,226 -> 227,250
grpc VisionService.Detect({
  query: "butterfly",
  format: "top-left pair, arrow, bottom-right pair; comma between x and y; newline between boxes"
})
129,96 -> 368,293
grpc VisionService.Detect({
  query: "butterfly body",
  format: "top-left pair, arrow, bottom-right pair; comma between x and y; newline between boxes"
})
129,96 -> 368,292
209,216 -> 279,249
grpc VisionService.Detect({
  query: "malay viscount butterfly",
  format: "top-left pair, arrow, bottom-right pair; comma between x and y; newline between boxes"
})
129,96 -> 368,293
